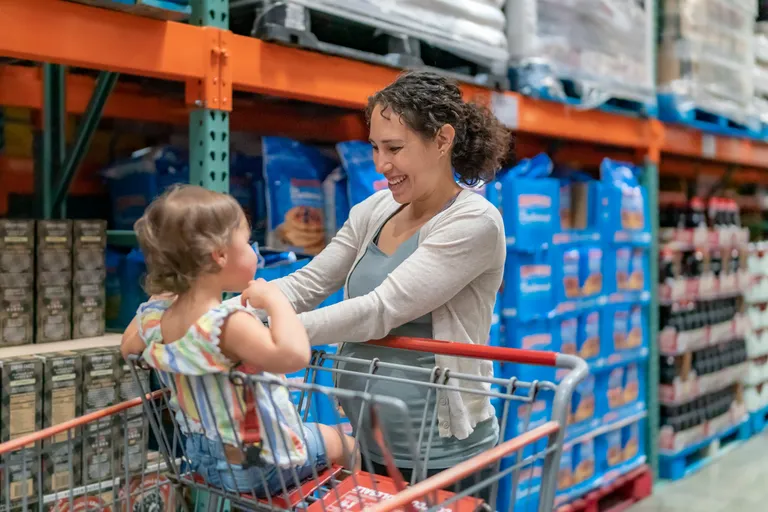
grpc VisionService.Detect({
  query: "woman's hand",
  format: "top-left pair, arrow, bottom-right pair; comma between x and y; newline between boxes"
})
240,279 -> 285,310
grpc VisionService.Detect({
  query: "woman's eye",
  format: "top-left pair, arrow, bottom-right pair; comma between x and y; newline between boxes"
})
389,147 -> 402,154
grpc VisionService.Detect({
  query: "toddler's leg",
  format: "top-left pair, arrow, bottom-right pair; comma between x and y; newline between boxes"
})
316,423 -> 360,471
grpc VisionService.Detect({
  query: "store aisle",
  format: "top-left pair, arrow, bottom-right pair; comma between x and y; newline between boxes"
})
628,432 -> 768,511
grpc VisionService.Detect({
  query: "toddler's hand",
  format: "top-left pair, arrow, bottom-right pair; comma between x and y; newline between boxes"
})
241,279 -> 283,310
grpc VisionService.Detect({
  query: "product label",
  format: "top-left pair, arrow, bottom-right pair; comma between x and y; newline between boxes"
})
522,333 -> 552,350
613,310 -> 629,351
630,249 -> 645,290
622,423 -> 639,462
560,318 -> 578,355
560,185 -> 572,230
582,247 -> 603,296
606,430 -> 623,466
616,248 -> 631,290
627,306 -> 643,348
519,194 -> 552,225
563,250 -> 580,299
520,265 -> 552,295
573,440 -> 595,484
580,311 -> 601,360
621,187 -> 645,231
607,368 -> 624,409
558,448 -> 573,491
571,375 -> 595,424
624,364 -> 639,404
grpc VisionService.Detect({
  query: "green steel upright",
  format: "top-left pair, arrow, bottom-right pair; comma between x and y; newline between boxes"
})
190,0 -> 230,194
642,159 -> 660,477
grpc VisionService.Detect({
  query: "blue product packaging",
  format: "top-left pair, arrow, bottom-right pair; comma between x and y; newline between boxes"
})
604,305 -> 630,354
498,154 -> 559,252
572,439 -> 596,486
621,420 -> 643,465
314,346 -> 353,435
502,251 -> 554,320
503,318 -> 557,383
580,246 -> 603,298
614,247 -> 632,292
559,181 -> 573,231
229,152 -> 255,222
569,374 -> 596,427
627,304 -> 645,350
578,310 -> 601,362
105,249 -> 125,330
102,146 -> 189,229
604,366 -> 625,414
603,429 -> 624,470
322,167 -> 350,241
336,141 -> 388,206
600,158 -> 649,236
558,316 -> 578,356
557,248 -> 581,303
629,248 -> 649,292
623,363 -> 641,408
263,137 -> 336,256
119,249 -> 149,328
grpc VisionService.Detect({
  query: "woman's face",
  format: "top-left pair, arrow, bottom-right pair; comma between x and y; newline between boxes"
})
369,104 -> 448,204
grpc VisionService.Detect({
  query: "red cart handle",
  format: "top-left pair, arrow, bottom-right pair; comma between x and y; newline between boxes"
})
368,336 -> 559,367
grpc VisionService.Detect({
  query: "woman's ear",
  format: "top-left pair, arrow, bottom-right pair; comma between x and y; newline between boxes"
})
436,124 -> 456,155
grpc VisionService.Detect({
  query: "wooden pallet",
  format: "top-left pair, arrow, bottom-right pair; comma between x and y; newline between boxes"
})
556,465 -> 652,512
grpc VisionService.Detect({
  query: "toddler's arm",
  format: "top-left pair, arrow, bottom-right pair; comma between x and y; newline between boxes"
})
220,280 -> 310,374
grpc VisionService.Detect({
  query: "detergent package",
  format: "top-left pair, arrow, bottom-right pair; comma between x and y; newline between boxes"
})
498,154 -> 559,252
263,137 -> 336,256
336,141 -> 388,207
556,248 -> 581,303
580,246 -> 603,298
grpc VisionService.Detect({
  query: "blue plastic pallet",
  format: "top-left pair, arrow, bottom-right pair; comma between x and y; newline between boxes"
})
659,421 -> 751,481
658,93 -> 764,140
750,405 -> 768,436
512,69 -> 658,119
71,0 -> 190,21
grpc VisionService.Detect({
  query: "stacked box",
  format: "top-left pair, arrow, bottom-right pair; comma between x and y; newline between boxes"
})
0,356 -> 43,507
0,220 -> 35,347
117,352 -> 149,475
36,220 -> 73,343
38,352 -> 83,494
81,348 -> 119,485
73,220 -> 107,339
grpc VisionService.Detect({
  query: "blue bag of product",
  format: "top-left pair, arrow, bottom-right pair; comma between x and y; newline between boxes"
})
262,137 -> 337,256
336,141 -> 388,206
102,146 -> 189,229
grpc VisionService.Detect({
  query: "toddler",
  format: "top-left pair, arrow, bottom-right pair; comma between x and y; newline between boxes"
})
120,184 -> 356,496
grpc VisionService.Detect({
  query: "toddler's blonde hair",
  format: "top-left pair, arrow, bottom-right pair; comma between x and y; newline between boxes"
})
134,184 -> 246,295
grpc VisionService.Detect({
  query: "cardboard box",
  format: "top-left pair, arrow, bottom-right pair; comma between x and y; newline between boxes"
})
38,352 -> 83,494
81,349 -> 119,485
0,356 -> 43,507
0,220 -> 34,274
0,272 -> 34,347
36,283 -> 72,343
118,354 -> 149,474
36,220 -> 72,274
73,281 -> 105,339
73,220 -> 107,272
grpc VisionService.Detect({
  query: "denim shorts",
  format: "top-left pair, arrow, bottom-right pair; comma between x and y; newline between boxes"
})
185,423 -> 328,496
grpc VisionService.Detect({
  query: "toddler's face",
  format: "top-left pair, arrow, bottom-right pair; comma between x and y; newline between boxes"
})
220,218 -> 258,292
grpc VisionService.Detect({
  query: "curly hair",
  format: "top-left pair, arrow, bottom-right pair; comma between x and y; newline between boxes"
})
134,185 -> 246,295
365,71 -> 512,185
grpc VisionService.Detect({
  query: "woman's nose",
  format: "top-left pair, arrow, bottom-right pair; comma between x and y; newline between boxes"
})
377,161 -> 394,174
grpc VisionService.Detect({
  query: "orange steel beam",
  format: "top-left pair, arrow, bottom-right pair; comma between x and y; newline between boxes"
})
229,35 -> 491,109
663,125 -> 768,169
0,0 -> 208,81
0,66 -> 365,142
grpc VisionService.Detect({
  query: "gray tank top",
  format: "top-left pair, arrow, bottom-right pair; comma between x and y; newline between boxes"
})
337,228 -> 499,470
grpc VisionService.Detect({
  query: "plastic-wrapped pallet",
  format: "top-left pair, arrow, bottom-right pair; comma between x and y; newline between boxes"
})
753,23 -> 768,132
505,0 -> 655,110
657,0 -> 758,130
287,0 -> 509,72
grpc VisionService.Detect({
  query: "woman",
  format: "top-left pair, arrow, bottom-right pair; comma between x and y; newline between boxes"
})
240,70 -> 510,482
125,70 -> 510,482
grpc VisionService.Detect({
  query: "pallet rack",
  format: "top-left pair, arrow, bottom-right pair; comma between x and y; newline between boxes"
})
3,0 -> 768,489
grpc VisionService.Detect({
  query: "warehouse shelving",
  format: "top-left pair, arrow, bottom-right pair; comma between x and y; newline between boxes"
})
2,0 -> 768,496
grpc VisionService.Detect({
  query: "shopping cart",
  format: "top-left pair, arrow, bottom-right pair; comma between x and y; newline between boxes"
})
0,336 -> 586,512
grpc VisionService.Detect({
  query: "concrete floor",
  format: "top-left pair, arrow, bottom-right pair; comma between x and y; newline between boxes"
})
628,431 -> 768,511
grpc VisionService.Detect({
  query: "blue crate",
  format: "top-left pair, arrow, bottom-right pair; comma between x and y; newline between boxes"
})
511,65 -> 657,119
658,93 -> 764,139
659,421 -> 751,481
71,0 -> 190,20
